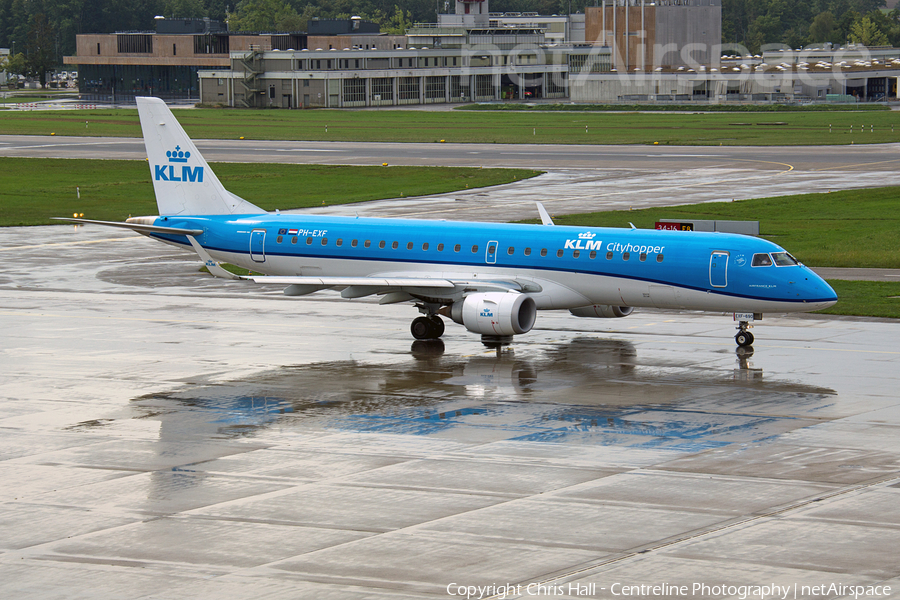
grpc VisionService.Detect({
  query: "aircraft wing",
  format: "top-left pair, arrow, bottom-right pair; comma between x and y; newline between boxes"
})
181,233 -> 543,301
248,275 -> 541,301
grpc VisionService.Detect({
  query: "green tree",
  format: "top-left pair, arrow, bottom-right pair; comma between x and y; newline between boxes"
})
382,5 -> 411,35
228,0 -> 301,31
808,10 -> 839,42
163,0 -> 205,18
849,14 -> 889,45
2,51 -> 27,86
26,12 -> 55,87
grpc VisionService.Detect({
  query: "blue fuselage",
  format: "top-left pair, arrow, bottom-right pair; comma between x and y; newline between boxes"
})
150,214 -> 837,313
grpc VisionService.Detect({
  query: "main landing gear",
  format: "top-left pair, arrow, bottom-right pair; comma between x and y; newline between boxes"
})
411,315 -> 445,340
735,320 -> 754,348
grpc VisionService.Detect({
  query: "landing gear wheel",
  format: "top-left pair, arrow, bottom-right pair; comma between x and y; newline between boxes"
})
735,330 -> 754,347
428,316 -> 444,338
411,316 -> 433,340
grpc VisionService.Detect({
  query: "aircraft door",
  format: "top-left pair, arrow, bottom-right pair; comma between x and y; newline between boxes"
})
710,251 -> 729,288
250,229 -> 266,263
485,240 -> 498,264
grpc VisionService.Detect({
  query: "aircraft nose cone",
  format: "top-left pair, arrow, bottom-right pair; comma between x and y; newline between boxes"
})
806,271 -> 838,309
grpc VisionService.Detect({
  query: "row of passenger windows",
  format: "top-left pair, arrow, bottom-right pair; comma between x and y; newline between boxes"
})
274,235 -> 666,262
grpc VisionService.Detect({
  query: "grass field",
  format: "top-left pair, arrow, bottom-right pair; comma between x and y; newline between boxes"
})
0,157 -> 539,226
458,102 -> 890,113
815,280 -> 900,318
1,106 -> 899,145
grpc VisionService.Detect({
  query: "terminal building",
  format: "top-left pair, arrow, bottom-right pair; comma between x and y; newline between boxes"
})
199,0 -> 600,107
63,0 -> 900,106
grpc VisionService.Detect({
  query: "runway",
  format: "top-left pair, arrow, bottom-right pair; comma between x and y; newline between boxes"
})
2,225 -> 899,599
3,136 -> 900,221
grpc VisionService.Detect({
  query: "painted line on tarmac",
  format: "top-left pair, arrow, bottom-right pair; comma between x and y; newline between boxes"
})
811,157 -> 900,172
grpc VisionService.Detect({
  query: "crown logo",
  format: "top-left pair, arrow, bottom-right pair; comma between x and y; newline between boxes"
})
578,232 -> 596,239
166,146 -> 190,163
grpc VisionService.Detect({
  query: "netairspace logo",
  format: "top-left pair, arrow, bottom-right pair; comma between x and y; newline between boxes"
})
154,145 -> 204,183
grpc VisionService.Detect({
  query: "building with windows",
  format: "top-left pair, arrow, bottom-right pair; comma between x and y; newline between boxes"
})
199,0 -> 606,107
200,44 -> 592,107
62,17 -> 401,101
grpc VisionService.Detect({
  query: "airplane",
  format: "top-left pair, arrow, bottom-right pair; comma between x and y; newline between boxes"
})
56,96 -> 837,348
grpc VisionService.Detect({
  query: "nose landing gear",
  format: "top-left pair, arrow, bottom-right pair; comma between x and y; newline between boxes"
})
735,320 -> 754,347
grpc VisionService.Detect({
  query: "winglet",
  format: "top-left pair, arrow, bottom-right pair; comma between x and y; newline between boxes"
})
536,202 -> 554,226
187,235 -> 242,280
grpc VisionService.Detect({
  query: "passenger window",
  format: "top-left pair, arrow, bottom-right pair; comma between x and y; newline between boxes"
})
438,243 -> 444,251
507,247 -> 514,255
291,236 -> 298,244
557,249 -> 564,258
454,244 -> 461,252
488,244 -> 496,254
391,241 -> 398,249
772,252 -> 799,266
351,239 -> 358,247
752,253 -> 773,267
364,240 -> 371,248
407,242 -> 413,250
379,241 -> 386,249
540,248 -> 547,257
657,254 -> 664,263
276,235 -> 283,243
321,238 -> 327,245
589,250 -> 596,259
572,250 -> 580,258
639,253 -> 647,261
336,239 -> 342,247
524,248 -> 531,256
422,243 -> 429,251
623,252 -> 630,261
472,245 -> 478,253
606,251 -> 613,260
306,237 -> 313,245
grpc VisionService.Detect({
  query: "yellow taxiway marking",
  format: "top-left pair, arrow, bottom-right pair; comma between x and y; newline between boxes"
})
0,237 -> 133,252
812,157 -> 900,172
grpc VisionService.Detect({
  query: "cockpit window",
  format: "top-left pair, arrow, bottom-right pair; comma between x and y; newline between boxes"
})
772,252 -> 800,266
752,253 -> 773,267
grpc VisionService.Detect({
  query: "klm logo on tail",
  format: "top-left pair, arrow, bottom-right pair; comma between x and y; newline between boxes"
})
154,146 -> 204,183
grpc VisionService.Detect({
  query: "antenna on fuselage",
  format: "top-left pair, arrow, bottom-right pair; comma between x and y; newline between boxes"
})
536,202 -> 554,226
629,222 -> 636,229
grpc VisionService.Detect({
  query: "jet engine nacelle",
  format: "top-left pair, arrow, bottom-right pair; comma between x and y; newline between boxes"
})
448,292 -> 537,336
569,305 -> 634,318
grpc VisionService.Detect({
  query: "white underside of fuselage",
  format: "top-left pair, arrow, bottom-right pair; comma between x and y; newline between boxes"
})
210,248 -> 832,314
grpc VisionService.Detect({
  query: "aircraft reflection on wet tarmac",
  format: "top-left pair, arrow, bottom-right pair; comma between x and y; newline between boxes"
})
128,337 -> 835,456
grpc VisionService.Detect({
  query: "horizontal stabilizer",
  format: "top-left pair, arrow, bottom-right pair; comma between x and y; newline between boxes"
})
52,217 -> 203,236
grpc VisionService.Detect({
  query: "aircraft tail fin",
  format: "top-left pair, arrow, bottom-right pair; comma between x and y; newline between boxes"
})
136,96 -> 263,216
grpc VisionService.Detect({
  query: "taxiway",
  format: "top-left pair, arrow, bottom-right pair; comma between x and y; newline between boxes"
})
1,225 -> 899,599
